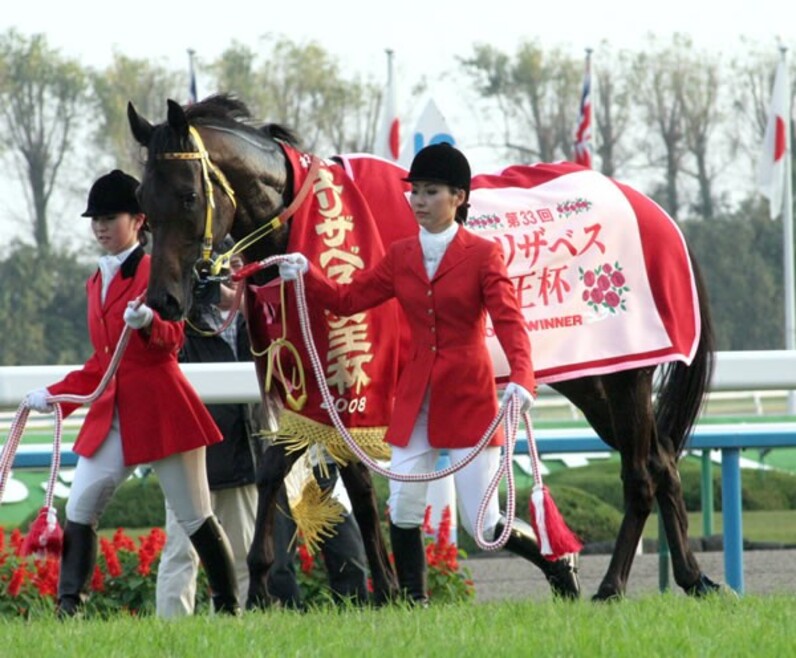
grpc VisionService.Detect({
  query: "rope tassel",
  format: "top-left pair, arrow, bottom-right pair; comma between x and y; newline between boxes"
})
529,485 -> 582,561
524,410 -> 582,560
21,505 -> 63,557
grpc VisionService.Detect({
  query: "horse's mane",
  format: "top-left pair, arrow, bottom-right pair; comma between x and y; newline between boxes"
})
260,123 -> 301,148
147,93 -> 302,155
187,93 -> 301,147
184,93 -> 255,124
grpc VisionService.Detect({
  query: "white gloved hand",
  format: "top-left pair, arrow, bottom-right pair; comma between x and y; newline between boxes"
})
25,388 -> 53,413
123,302 -> 154,330
279,253 -> 309,281
502,382 -> 535,414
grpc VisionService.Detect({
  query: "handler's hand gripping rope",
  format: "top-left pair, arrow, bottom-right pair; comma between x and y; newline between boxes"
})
0,296 -> 144,555
235,257 -> 559,553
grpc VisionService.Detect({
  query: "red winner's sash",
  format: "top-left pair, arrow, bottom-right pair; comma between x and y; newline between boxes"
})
258,145 -> 400,462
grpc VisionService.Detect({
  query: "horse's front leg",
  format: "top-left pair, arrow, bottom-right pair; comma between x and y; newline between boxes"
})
338,460 -> 398,605
246,442 -> 302,610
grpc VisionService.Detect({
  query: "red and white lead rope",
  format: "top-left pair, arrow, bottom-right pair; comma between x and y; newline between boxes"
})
0,298 -> 140,554
243,256 -> 553,552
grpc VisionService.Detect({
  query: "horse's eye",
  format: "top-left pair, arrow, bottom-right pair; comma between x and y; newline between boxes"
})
182,192 -> 198,210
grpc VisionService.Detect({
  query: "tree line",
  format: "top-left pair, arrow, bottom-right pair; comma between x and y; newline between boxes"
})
0,29 -> 793,366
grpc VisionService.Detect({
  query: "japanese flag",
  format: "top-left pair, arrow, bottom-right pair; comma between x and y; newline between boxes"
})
374,59 -> 400,161
757,58 -> 790,220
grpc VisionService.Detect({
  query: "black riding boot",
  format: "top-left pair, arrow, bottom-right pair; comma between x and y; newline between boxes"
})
189,516 -> 241,615
56,521 -> 97,618
389,523 -> 428,606
496,516 -> 580,599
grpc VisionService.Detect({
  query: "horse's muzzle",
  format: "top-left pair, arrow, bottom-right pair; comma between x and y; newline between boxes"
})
147,290 -> 186,321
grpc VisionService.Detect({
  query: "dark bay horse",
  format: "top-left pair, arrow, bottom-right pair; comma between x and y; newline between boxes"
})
127,94 -> 721,602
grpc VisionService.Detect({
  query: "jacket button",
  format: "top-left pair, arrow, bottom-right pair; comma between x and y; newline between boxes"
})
427,308 -> 433,315
104,346 -> 109,354
431,326 -> 436,332
431,346 -> 437,352
427,290 -> 433,296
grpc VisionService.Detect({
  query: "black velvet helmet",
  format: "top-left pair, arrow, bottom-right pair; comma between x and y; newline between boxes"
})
403,143 -> 471,193
81,169 -> 142,217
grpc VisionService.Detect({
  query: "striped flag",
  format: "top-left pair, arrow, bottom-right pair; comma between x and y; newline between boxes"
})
187,49 -> 198,105
374,50 -> 400,161
573,50 -> 593,169
757,56 -> 790,219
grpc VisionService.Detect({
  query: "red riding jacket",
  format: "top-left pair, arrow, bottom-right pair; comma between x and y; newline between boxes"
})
47,248 -> 222,465
305,227 -> 535,449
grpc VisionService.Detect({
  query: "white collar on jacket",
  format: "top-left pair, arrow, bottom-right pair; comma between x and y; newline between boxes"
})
419,222 -> 459,278
98,244 -> 138,303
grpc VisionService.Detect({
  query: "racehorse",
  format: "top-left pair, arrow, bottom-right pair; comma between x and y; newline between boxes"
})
127,94 -> 722,602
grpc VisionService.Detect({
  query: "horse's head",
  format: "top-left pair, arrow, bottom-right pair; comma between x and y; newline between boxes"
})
127,96 -> 291,320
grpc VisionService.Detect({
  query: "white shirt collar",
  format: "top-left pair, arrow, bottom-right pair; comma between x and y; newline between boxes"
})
98,245 -> 138,303
99,244 -> 138,269
419,222 -> 459,247
419,223 -> 459,278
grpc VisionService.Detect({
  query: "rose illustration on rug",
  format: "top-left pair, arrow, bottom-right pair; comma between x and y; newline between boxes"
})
579,261 -> 630,320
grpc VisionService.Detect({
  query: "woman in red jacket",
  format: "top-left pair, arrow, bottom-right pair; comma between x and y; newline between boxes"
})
24,170 -> 240,616
280,144 -> 579,603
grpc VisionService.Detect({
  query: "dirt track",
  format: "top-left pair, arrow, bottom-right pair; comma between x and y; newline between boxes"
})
462,549 -> 795,601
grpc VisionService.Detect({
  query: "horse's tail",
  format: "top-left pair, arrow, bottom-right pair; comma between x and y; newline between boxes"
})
654,247 -> 715,455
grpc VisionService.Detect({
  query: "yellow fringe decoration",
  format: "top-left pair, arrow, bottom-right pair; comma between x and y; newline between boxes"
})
288,477 -> 346,555
264,409 -> 392,466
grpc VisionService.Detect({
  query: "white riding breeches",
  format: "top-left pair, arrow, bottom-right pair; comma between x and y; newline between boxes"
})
387,393 -> 501,540
65,414 -> 212,537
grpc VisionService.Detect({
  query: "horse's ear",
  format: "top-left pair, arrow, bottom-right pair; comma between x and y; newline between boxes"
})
166,99 -> 189,140
127,102 -> 153,147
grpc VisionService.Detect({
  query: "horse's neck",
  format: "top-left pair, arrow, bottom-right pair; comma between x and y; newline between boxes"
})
218,139 -> 291,266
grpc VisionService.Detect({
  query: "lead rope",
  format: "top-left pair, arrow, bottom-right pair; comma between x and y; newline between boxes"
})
241,256 -> 546,551
0,298 -> 141,553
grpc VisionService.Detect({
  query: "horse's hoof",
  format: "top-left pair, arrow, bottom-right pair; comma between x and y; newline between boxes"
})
392,595 -> 430,609
591,586 -> 624,603
370,589 -> 398,608
245,592 -> 271,611
545,555 -> 581,600
685,573 -> 730,598
56,596 -> 83,619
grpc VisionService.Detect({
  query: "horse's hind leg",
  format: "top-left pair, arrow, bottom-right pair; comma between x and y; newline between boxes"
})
651,443 -> 720,596
600,370 -> 662,599
556,370 -> 657,600
246,442 -> 302,610
338,460 -> 398,605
